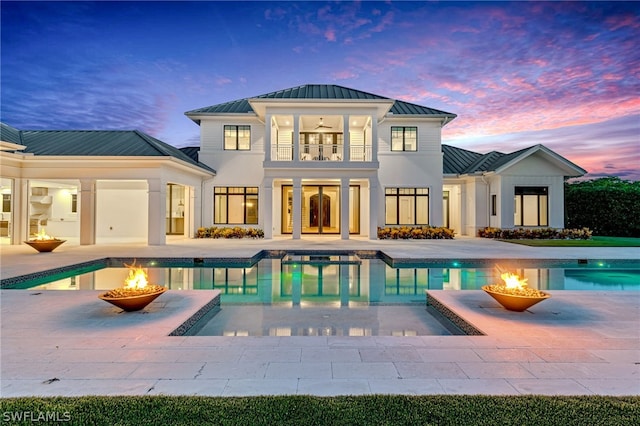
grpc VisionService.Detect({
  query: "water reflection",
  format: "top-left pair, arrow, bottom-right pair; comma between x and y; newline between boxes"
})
26,259 -> 640,300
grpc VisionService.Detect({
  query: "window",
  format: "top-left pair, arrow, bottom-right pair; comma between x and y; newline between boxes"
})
214,187 -> 258,224
224,125 -> 251,150
391,126 -> 417,151
514,187 -> 548,226
491,194 -> 497,216
385,188 -> 429,225
71,194 -> 77,213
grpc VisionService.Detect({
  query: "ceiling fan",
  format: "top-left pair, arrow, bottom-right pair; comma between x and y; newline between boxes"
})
314,117 -> 332,130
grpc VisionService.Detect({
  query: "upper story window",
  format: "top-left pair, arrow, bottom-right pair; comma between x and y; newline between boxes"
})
224,125 -> 251,150
391,126 -> 417,151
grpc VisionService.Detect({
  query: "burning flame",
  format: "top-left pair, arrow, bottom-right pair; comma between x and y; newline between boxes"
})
123,262 -> 149,290
500,272 -> 528,290
496,264 -> 528,290
32,228 -> 55,241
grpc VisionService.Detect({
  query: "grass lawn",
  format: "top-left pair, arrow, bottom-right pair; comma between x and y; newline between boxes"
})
499,236 -> 640,247
1,395 -> 639,425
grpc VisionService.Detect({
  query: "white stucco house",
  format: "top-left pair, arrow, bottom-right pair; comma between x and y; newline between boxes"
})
0,84 -> 586,245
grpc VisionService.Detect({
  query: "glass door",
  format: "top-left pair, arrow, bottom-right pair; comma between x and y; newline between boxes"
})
281,185 -> 340,234
166,184 -> 185,235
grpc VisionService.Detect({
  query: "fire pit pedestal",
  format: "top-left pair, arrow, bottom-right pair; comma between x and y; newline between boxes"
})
482,285 -> 550,312
24,239 -> 66,253
99,287 -> 167,312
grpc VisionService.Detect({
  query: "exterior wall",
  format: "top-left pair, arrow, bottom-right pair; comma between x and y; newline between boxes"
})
462,177 -> 489,236
377,119 -> 444,227
498,153 -> 570,229
96,180 -> 148,242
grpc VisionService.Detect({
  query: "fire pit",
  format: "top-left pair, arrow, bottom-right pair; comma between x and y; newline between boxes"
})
99,262 -> 166,312
482,266 -> 550,312
24,229 -> 66,252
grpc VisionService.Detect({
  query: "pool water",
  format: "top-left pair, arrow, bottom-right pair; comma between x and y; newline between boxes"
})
14,258 -> 640,305
5,255 -> 637,337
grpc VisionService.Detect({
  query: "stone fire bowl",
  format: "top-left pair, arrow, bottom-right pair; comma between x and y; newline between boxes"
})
482,285 -> 551,312
99,287 -> 167,312
24,239 -> 66,253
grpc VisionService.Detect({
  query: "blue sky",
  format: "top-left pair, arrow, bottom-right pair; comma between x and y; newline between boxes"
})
2,1 -> 639,179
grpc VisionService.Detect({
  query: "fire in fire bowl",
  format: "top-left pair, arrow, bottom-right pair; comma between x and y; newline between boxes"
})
482,285 -> 550,312
482,266 -> 551,312
99,287 -> 167,312
24,229 -> 65,252
99,262 -> 167,312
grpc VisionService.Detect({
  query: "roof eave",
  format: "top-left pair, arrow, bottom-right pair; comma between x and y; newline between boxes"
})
494,145 -> 587,176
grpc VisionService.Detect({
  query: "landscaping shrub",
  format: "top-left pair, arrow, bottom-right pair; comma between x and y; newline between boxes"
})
565,177 -> 640,237
478,227 -> 592,240
377,226 -> 454,239
196,227 -> 264,239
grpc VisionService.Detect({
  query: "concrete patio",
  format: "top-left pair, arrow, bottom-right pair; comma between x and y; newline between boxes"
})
1,237 -> 639,397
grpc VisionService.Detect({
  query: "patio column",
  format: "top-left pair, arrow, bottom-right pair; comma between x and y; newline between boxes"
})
293,114 -> 300,162
292,178 -> 301,239
369,177 -> 379,240
11,178 -> 27,244
262,177 -> 273,239
147,178 -> 166,245
79,178 -> 96,245
265,113 -> 272,162
343,115 -> 350,162
371,116 -> 378,163
340,177 -> 349,240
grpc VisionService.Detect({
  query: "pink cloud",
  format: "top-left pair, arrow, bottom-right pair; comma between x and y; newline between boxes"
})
331,69 -> 359,80
325,28 -> 337,42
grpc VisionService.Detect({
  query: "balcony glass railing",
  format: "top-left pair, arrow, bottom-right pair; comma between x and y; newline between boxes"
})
270,144 -> 372,162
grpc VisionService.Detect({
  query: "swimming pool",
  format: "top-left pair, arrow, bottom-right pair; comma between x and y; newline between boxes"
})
4,252 -> 638,305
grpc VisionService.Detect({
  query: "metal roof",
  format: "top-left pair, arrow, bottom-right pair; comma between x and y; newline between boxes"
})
0,124 -> 215,174
1,123 -> 23,145
186,84 -> 456,118
442,144 -> 484,174
179,146 -> 200,163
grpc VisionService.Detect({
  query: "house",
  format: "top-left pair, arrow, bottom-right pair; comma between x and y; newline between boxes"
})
0,84 -> 586,246
0,124 -> 215,245
185,84 -> 586,240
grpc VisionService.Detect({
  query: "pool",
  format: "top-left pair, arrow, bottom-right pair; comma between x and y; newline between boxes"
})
4,252 -> 638,301
3,252 -> 638,337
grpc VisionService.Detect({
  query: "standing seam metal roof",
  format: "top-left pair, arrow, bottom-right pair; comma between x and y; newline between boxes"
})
0,125 -> 215,174
185,84 -> 456,117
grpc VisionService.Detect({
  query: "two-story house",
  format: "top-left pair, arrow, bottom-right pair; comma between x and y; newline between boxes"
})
0,84 -> 586,246
186,84 -> 586,240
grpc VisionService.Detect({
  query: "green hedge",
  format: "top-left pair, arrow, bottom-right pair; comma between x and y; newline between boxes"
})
565,177 -> 640,237
378,226 -> 455,239
1,395 -> 638,425
478,227 -> 592,240
196,226 -> 264,239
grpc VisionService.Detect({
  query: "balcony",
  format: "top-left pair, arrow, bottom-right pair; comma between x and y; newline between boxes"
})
271,144 -> 372,162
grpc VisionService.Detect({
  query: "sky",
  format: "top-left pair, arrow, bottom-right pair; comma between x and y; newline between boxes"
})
1,1 -> 639,180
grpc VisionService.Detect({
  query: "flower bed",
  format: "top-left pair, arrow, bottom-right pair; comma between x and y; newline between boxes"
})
377,226 -> 455,240
478,227 -> 592,240
196,226 -> 264,239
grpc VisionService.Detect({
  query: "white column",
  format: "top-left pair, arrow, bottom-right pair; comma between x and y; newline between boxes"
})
369,177 -> 379,240
371,116 -> 378,163
12,178 -> 28,244
293,114 -> 300,162
340,177 -> 350,240
265,113 -> 272,161
292,178 -> 301,239
343,115 -> 350,162
147,179 -> 166,245
79,179 -> 96,245
262,177 -> 273,239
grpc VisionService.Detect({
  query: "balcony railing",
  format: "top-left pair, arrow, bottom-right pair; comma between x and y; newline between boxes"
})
271,144 -> 372,162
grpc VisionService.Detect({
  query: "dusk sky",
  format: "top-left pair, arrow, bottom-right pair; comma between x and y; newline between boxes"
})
2,1 -> 639,180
